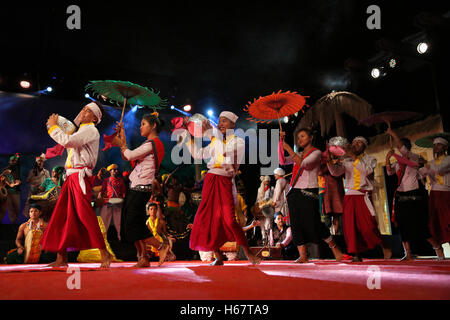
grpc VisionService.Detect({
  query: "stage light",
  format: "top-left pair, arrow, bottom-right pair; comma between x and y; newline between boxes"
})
417,42 -> 429,54
183,104 -> 192,112
207,110 -> 213,117
20,80 -> 31,89
46,86 -> 53,92
283,116 -> 289,124
371,68 -> 380,79
170,105 -> 175,110
131,105 -> 138,113
85,93 -> 90,98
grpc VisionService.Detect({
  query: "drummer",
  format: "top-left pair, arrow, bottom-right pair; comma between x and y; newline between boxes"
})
99,164 -> 126,241
5,203 -> 55,264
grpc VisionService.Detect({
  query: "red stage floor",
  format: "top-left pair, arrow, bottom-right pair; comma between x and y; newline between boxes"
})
1,259 -> 449,300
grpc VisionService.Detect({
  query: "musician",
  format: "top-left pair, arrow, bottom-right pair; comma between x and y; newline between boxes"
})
145,202 -> 176,262
281,128 -> 343,263
40,102 -> 113,268
256,175 -> 273,203
269,212 -> 298,260
112,112 -> 170,268
38,166 -> 65,193
327,136 -> 392,262
418,136 -> 450,259
5,203 -> 55,264
22,154 -> 50,218
186,110 -> 261,266
99,164 -> 126,241
271,168 -> 289,217
0,154 -> 22,224
385,128 -> 443,260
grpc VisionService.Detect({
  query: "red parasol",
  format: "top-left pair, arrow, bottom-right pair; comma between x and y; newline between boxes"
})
359,111 -> 422,147
244,90 -> 309,129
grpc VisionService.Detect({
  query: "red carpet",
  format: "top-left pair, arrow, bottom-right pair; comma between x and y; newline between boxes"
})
1,259 -> 449,300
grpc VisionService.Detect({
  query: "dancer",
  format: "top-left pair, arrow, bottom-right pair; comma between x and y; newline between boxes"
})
40,102 -> 113,268
186,111 -> 261,266
99,163 -> 126,241
418,136 -> 449,259
327,136 -> 392,262
281,128 -> 343,263
112,113 -> 170,267
386,128 -> 444,260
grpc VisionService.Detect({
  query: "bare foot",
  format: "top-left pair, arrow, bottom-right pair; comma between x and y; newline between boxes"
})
294,257 -> 308,263
332,247 -> 343,262
47,260 -> 68,268
209,259 -> 224,266
400,253 -> 413,261
100,252 -> 113,268
247,253 -> 261,265
434,247 -> 445,261
383,247 -> 392,260
134,257 -> 150,268
352,256 -> 363,262
157,242 -> 170,266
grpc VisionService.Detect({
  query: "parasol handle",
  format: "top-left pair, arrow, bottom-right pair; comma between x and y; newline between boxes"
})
276,111 -> 282,133
119,98 -> 128,125
386,120 -> 393,149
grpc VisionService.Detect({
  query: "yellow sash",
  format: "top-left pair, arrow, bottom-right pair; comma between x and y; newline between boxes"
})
352,154 -> 364,190
146,217 -> 163,253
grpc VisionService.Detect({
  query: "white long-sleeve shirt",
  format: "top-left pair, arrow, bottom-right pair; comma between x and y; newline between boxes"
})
123,141 -> 156,188
272,178 -> 288,212
328,154 -> 377,195
187,128 -> 245,178
386,146 -> 420,192
419,155 -> 450,191
293,149 -> 322,189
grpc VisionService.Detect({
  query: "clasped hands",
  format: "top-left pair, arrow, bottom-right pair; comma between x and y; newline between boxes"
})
111,122 -> 127,149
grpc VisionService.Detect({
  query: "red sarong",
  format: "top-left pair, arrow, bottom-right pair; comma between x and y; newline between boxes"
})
40,173 -> 106,252
189,173 -> 248,251
428,190 -> 450,245
342,195 -> 382,254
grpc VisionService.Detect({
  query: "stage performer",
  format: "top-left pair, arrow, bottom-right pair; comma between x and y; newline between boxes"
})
22,154 -> 50,218
5,203 -> 55,264
40,102 -> 113,268
281,128 -> 343,263
99,163 -> 126,241
112,113 -> 170,267
186,111 -> 261,266
0,154 -> 22,224
418,136 -> 449,259
271,168 -> 289,217
386,128 -> 444,260
327,136 -> 392,262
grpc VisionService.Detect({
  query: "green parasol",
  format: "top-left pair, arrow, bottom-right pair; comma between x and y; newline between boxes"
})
85,80 -> 168,123
414,132 -> 450,148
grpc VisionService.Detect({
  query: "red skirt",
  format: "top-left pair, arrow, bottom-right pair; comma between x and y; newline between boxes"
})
189,173 -> 248,252
428,190 -> 450,245
342,195 -> 382,254
40,173 -> 106,252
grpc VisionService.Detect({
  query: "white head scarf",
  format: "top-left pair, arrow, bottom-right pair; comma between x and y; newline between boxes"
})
433,137 -> 448,146
74,102 -> 102,126
353,136 -> 368,146
219,111 -> 238,123
273,168 -> 285,176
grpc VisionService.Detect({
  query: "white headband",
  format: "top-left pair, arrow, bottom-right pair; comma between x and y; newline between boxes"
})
353,136 -> 368,146
219,111 -> 238,123
274,168 -> 285,176
433,137 -> 448,146
74,102 -> 102,126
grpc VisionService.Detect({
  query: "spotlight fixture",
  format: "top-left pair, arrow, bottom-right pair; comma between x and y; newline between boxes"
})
46,86 -> 53,92
85,93 -> 90,98
417,42 -> 429,54
183,104 -> 192,112
20,80 -> 31,89
371,68 -> 381,79
389,58 -> 397,68
170,105 -> 175,110
283,116 -> 289,124
207,110 -> 213,117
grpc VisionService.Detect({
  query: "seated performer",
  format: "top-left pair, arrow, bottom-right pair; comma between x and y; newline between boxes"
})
418,136 -> 449,259
269,212 -> 298,260
327,136 -> 392,262
386,128 -> 443,260
40,102 -> 113,268
145,202 -> 176,262
99,164 -> 126,241
5,203 -> 55,264
186,111 -> 261,266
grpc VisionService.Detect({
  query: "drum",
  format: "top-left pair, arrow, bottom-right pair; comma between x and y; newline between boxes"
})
46,115 -> 76,135
108,198 -> 124,205
31,186 -> 58,201
261,205 -> 275,218
191,192 -> 202,206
